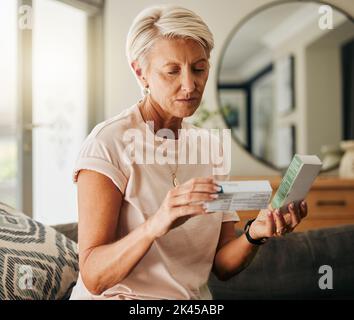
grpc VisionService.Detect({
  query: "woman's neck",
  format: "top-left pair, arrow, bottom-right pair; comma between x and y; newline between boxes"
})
139,96 -> 183,139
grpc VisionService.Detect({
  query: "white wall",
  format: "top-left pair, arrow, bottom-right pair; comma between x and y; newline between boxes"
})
103,0 -> 354,176
306,20 -> 354,157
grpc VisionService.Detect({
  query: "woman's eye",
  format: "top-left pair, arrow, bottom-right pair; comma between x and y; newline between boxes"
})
167,68 -> 205,75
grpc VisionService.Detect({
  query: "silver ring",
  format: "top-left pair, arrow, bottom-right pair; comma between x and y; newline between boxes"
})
276,228 -> 286,236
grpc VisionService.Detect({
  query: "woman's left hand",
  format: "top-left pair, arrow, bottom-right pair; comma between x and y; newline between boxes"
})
248,200 -> 308,240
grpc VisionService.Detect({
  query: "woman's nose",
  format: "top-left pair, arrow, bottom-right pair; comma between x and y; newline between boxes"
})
180,71 -> 196,93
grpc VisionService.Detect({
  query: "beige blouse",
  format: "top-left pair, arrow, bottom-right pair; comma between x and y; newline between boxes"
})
69,103 -> 239,300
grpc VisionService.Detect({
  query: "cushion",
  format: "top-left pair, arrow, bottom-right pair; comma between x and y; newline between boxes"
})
0,202 -> 79,300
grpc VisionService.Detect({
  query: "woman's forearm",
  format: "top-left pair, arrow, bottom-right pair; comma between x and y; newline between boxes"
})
213,234 -> 260,281
81,217 -> 158,295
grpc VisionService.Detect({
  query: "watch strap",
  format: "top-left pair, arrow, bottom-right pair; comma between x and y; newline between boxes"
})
244,219 -> 268,245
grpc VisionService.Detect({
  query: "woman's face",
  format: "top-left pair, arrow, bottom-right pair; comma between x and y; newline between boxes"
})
140,37 -> 210,118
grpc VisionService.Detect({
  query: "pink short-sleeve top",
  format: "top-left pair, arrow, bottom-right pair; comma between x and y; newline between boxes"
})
69,103 -> 239,300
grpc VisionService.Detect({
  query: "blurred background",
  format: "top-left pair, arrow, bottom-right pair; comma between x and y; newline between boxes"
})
0,0 -> 353,227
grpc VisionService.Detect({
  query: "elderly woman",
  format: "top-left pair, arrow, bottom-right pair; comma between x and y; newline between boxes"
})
69,5 -> 307,300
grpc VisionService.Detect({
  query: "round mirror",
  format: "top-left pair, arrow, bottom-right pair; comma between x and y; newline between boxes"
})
217,1 -> 354,172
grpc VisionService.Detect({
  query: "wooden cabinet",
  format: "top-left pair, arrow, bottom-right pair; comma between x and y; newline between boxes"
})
230,176 -> 354,232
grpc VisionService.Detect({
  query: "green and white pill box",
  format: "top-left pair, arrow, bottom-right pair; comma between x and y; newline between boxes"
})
271,154 -> 323,212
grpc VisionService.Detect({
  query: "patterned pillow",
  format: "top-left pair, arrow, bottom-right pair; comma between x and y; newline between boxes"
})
0,203 -> 79,300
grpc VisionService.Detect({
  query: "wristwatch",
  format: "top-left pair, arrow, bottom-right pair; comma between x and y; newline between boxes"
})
244,219 -> 268,245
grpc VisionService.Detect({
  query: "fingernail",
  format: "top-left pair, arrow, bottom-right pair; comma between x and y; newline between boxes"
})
210,194 -> 219,199
301,201 -> 306,207
267,211 -> 272,217
213,185 -> 222,192
218,185 -> 224,193
290,203 -> 294,209
275,209 -> 280,216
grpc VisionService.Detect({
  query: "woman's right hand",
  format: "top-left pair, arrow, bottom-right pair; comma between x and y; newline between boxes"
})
147,177 -> 221,239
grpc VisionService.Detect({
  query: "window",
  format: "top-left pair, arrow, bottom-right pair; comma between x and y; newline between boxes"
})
32,0 -> 89,224
0,0 -> 103,224
0,0 -> 18,208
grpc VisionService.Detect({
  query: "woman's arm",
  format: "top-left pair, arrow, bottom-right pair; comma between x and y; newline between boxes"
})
78,172 -> 218,295
77,170 -> 157,295
213,202 -> 308,281
212,222 -> 260,281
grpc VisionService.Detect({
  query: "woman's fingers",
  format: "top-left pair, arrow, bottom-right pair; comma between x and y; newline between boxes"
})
273,209 -> 289,235
288,202 -> 301,229
300,200 -> 308,218
177,183 -> 220,196
172,178 -> 220,196
185,176 -> 215,186
168,177 -> 221,206
265,211 -> 276,237
171,192 -> 218,207
173,204 -> 206,218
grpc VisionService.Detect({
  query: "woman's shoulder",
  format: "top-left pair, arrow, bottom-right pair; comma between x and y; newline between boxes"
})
88,104 -> 142,142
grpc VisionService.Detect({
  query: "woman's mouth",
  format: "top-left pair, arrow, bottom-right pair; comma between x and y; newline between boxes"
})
176,98 -> 198,103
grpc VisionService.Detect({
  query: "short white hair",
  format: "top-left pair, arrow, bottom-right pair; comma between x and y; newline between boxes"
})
126,5 -> 214,70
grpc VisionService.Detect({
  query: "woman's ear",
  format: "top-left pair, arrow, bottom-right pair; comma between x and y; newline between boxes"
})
131,60 -> 147,87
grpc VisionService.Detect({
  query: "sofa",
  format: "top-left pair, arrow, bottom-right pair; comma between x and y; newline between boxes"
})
1,202 -> 354,299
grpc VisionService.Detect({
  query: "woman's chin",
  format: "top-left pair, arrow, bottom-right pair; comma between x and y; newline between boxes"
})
172,102 -> 200,118
174,109 -> 197,118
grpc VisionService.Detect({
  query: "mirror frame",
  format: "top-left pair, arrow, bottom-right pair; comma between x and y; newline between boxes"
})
216,0 -> 354,173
